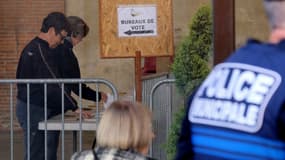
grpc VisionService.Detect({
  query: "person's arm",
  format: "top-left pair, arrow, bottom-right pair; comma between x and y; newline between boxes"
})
68,57 -> 105,102
16,49 -> 35,79
59,47 -> 106,102
175,93 -> 194,160
79,84 -> 104,102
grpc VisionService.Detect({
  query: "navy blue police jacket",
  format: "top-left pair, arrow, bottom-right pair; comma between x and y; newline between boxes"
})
176,39 -> 285,160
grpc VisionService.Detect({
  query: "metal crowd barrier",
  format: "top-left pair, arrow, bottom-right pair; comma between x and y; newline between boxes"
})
142,75 -> 184,160
0,78 -> 118,160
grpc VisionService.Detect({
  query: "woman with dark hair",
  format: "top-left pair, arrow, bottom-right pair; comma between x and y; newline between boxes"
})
56,16 -> 107,117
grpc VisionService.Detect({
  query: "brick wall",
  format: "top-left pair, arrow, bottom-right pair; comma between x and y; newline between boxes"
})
0,0 -> 64,111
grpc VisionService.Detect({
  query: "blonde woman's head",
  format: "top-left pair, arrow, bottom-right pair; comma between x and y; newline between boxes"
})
96,100 -> 153,154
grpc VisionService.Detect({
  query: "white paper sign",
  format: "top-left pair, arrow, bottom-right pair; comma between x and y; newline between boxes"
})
117,4 -> 157,37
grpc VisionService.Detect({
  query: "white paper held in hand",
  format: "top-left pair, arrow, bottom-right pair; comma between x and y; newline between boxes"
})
103,93 -> 114,109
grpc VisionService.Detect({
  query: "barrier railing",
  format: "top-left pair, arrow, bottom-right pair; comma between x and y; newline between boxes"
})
0,78 -> 118,160
142,75 -> 184,160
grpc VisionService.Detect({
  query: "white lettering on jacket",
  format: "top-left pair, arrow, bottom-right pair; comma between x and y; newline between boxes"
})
189,63 -> 281,133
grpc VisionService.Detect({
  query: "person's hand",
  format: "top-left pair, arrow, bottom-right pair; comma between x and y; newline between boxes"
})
101,92 -> 108,103
74,109 -> 93,119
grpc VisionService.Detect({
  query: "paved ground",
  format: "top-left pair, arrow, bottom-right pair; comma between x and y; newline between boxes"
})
0,130 -> 96,160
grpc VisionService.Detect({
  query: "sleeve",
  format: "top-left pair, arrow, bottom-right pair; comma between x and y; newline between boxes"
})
175,93 -> 195,160
64,93 -> 78,111
16,48 -> 37,99
59,48 -> 103,102
16,49 -> 35,79
75,84 -> 102,102
46,84 -> 78,112
64,78 -> 103,102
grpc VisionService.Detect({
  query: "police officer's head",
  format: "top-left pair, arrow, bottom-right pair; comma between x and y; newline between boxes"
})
264,0 -> 285,29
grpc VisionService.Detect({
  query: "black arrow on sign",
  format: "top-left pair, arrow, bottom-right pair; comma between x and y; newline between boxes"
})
124,30 -> 154,35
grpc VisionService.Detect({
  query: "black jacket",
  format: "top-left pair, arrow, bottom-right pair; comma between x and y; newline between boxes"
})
16,37 -> 78,114
175,39 -> 285,160
56,39 -> 102,102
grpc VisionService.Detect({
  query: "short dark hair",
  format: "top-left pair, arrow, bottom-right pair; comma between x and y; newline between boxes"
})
40,12 -> 71,34
67,16 -> 89,38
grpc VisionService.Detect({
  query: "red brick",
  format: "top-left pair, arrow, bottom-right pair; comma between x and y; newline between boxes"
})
0,0 -> 65,112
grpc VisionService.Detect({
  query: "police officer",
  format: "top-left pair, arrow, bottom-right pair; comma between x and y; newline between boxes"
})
176,0 -> 285,159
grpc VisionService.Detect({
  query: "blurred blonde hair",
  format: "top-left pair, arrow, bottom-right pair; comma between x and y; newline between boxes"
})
96,100 -> 153,152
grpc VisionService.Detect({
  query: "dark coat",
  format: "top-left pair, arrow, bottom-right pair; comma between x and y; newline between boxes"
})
56,39 -> 102,102
16,37 -> 78,114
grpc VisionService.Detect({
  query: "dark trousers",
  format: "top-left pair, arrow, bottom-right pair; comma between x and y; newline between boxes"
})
16,99 -> 60,160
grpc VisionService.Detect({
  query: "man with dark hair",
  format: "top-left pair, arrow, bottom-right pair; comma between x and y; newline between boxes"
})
40,12 -> 71,36
176,0 -> 285,159
16,12 -> 86,160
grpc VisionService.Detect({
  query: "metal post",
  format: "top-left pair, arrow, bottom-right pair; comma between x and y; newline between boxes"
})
213,0 -> 235,65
